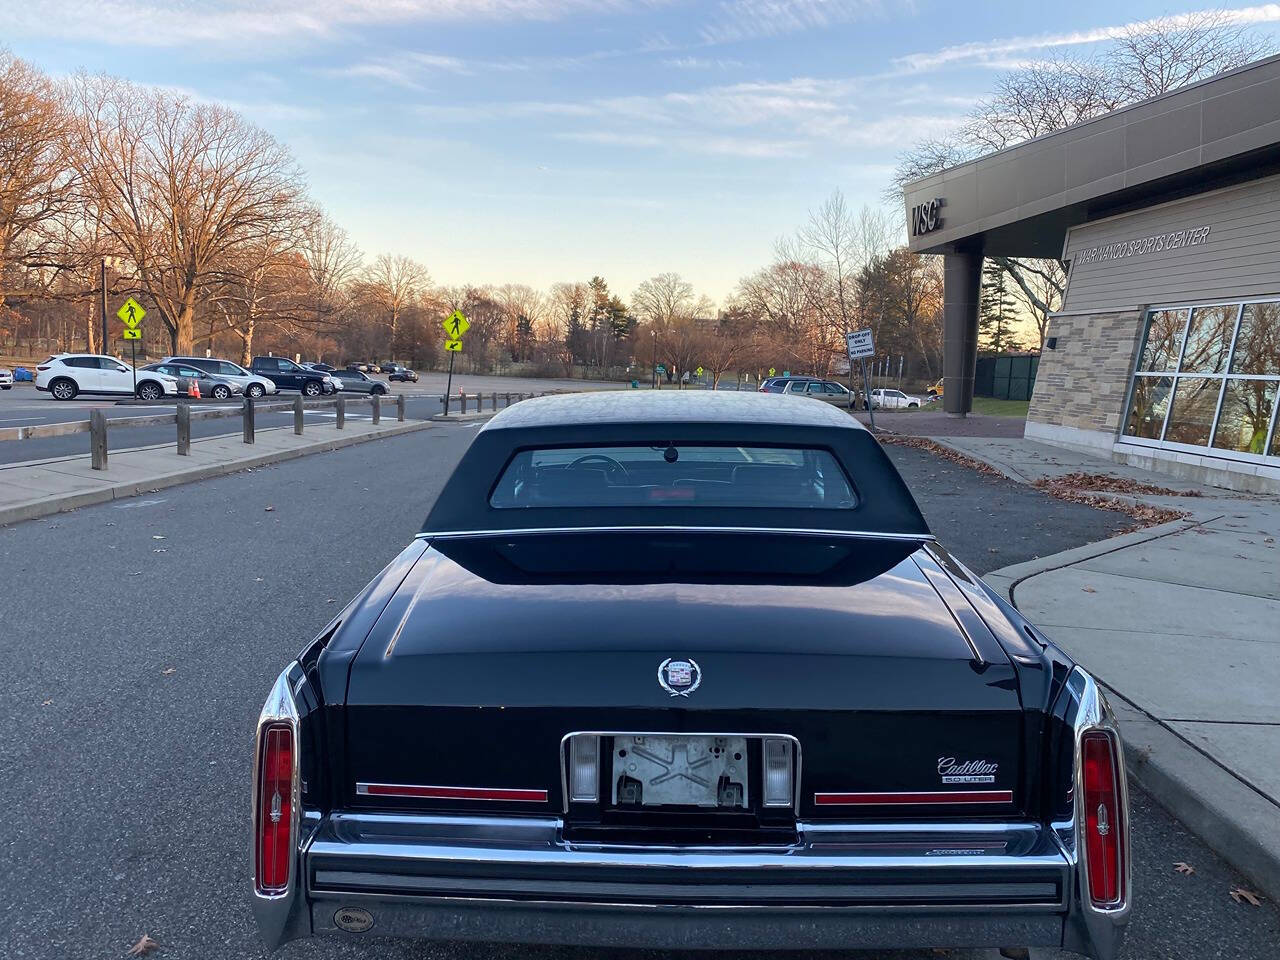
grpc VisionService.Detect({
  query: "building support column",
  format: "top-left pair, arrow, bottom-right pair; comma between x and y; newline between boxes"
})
943,250 -> 982,417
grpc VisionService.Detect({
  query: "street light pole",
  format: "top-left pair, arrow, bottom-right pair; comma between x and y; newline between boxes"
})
651,330 -> 657,390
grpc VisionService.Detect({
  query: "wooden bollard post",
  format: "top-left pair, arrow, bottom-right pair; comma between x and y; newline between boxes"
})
90,409 -> 108,470
243,397 -> 255,444
336,396 -> 345,429
294,395 -> 305,435
397,394 -> 406,421
461,392 -> 468,414
491,392 -> 497,411
176,403 -> 190,456
371,394 -> 381,424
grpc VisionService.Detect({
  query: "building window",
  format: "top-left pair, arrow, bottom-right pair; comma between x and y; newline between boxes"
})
1123,300 -> 1280,460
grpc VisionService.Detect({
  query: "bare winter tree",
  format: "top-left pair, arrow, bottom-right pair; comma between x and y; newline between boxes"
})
632,272 -> 697,330
300,212 -> 362,329
360,253 -> 430,358
69,75 -> 306,354
892,12 -> 1274,332
1107,10 -> 1275,101
0,49 -> 79,300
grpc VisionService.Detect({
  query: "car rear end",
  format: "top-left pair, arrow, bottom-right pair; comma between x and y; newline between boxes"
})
252,536 -> 1129,958
0,367 -> 13,388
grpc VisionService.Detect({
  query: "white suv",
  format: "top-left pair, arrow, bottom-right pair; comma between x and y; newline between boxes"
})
0,367 -> 13,390
35,354 -> 179,401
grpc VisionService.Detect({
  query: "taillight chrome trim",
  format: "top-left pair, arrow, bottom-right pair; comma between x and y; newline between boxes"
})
252,665 -> 301,902
1061,667 -> 1131,920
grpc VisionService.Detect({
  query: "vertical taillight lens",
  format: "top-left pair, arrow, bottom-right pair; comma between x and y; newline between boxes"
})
255,723 -> 294,895
1082,731 -> 1124,907
762,738 -> 794,807
569,735 -> 600,802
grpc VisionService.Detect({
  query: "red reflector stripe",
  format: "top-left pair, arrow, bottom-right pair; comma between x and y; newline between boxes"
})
814,790 -> 1013,806
357,782 -> 548,803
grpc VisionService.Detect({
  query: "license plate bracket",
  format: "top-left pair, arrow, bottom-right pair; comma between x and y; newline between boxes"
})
611,735 -> 750,808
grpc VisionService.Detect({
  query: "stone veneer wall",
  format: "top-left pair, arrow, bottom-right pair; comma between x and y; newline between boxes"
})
1027,309 -> 1145,436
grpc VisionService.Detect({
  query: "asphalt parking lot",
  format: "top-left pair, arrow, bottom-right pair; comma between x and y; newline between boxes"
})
1,425 -> 1276,960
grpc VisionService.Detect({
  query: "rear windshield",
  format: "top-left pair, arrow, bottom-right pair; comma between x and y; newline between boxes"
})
489,444 -> 856,510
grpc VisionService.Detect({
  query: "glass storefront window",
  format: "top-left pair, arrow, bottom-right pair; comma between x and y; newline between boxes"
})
1212,380 -> 1278,454
1164,377 -> 1221,446
1136,308 -> 1188,371
1125,376 -> 1173,440
1123,300 -> 1279,462
1230,301 -> 1280,376
1179,305 -> 1236,373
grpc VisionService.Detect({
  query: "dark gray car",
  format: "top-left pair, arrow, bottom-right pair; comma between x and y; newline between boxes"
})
142,362 -> 243,400
332,369 -> 389,395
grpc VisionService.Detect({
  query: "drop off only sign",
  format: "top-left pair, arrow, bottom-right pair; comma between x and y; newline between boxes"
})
845,329 -> 874,360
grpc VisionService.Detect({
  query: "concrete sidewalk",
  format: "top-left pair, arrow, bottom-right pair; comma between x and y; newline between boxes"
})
0,418 -> 430,526
943,436 -> 1280,902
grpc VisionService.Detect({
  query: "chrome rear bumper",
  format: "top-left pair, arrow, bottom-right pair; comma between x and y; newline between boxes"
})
256,812 -> 1124,958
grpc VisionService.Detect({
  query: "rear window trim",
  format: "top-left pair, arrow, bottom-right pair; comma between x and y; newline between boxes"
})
485,440 -> 861,512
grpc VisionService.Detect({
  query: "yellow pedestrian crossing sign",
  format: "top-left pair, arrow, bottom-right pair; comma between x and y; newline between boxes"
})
442,310 -> 470,339
123,328 -> 142,340
444,338 -> 463,352
117,297 -> 146,329
696,366 -> 703,377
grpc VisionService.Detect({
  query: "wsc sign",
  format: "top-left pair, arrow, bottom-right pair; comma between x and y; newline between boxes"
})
911,198 -> 945,236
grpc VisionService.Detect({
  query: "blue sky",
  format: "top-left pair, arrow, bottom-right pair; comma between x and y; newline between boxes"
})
5,1 -> 1280,302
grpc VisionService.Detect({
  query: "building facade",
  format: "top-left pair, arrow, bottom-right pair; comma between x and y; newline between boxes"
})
903,55 -> 1280,492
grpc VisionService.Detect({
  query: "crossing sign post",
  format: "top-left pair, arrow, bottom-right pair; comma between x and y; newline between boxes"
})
116,297 -> 147,396
441,310 -> 469,414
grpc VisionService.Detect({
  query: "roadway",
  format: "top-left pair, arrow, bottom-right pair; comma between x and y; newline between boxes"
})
1,427 -> 1276,959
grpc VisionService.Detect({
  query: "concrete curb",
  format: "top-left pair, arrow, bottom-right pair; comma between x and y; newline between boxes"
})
0,420 -> 431,527
986,533 -> 1280,905
430,412 -> 494,423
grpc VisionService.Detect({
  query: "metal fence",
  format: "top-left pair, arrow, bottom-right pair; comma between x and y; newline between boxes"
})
974,354 -> 1039,401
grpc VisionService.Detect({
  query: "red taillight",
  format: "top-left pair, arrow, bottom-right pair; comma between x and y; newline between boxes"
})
255,723 -> 294,895
1082,731 -> 1124,907
37,365 -> 51,371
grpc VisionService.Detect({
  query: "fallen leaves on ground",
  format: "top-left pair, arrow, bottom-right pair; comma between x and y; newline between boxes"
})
41,698 -> 53,706
264,505 -> 275,512
161,667 -> 176,676
127,934 -> 159,956
1230,887 -> 1264,906
1082,586 -> 1097,593
151,535 -> 166,540
1035,471 -> 1202,498
879,436 -> 1188,532
1174,861 -> 1195,875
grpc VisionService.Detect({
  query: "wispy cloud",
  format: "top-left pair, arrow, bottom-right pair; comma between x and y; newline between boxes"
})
663,56 -> 747,69
700,0 -> 913,45
416,73 -> 963,159
0,0 -> 672,49
333,40 -> 675,88
895,3 -> 1280,72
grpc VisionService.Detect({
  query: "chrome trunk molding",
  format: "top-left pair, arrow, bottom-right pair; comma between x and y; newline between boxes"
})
416,526 -> 936,543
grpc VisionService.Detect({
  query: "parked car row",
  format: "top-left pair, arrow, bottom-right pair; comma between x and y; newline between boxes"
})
757,375 -> 927,409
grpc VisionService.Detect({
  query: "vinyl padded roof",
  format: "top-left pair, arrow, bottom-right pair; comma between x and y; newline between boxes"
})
482,390 -> 869,432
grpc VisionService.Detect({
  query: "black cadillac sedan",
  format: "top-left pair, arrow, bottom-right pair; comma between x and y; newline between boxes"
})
251,391 -> 1130,958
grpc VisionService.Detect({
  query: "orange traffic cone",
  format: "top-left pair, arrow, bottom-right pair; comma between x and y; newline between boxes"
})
189,377 -> 200,399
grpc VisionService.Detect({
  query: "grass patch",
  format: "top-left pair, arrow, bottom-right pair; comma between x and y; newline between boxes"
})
968,396 -> 1030,418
